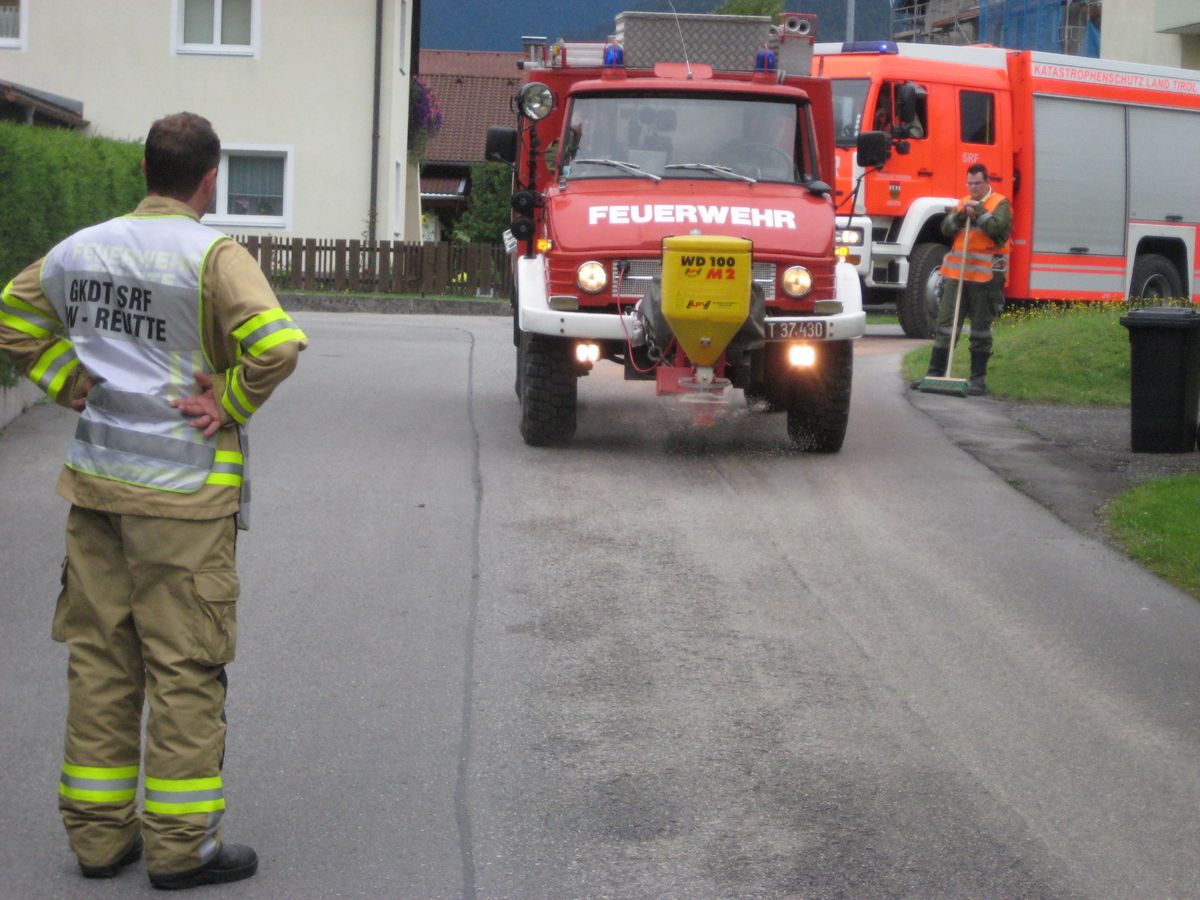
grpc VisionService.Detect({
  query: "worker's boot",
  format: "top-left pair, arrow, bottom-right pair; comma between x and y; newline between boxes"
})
149,843 -> 258,891
910,345 -> 950,389
968,350 -> 991,396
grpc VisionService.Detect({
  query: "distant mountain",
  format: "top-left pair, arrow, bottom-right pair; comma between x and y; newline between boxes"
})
420,0 -> 892,53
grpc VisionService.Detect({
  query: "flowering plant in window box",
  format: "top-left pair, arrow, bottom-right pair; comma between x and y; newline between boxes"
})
408,76 -> 443,163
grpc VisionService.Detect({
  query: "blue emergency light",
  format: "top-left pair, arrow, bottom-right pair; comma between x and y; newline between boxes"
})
842,40 -> 899,54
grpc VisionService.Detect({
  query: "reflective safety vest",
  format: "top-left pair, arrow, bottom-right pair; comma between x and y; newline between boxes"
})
39,214 -> 240,493
940,191 -> 1012,283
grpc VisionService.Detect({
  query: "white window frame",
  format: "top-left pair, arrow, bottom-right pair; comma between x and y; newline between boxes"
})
171,0 -> 260,58
0,1 -> 29,51
203,145 -> 292,230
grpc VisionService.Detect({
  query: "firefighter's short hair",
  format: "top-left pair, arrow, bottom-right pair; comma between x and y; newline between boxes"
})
144,112 -> 221,200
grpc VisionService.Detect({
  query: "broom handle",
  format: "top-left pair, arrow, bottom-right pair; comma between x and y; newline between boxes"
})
944,210 -> 970,378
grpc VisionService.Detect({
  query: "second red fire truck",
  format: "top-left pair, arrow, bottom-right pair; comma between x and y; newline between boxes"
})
817,40 -> 1200,337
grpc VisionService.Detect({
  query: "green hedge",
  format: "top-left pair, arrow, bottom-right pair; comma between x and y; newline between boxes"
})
0,123 -> 144,387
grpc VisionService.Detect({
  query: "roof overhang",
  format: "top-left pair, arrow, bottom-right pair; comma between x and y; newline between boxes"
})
0,80 -> 87,128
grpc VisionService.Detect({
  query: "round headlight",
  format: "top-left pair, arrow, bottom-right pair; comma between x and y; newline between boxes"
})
518,82 -> 555,121
781,266 -> 813,298
577,261 -> 607,294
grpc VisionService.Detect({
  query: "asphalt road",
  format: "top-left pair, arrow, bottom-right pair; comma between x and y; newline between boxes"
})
2,313 -> 1199,898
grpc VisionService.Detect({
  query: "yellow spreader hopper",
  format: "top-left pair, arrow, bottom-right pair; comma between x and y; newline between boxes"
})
659,234 -> 753,369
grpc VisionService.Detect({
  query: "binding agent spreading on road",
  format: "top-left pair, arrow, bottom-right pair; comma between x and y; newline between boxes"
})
0,112 -> 306,890
915,162 -> 1013,396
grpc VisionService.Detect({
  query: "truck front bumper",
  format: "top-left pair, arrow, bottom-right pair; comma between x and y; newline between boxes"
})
517,255 -> 866,342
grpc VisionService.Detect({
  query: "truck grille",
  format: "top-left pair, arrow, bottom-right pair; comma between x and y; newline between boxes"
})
611,259 -> 776,300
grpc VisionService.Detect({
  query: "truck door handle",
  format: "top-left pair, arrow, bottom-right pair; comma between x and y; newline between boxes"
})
1069,247 -> 1089,254
1166,214 -> 1183,222
917,168 -> 934,177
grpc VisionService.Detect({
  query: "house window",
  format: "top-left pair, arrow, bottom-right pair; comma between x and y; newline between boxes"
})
205,147 -> 290,229
175,0 -> 257,56
0,1 -> 27,50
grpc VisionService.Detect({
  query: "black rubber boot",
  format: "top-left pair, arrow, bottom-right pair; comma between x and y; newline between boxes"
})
80,833 -> 143,879
149,843 -> 258,891
911,345 -> 950,389
968,350 -> 991,396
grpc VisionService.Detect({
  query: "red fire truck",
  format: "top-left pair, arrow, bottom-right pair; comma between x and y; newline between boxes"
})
487,12 -> 865,450
817,41 -> 1200,337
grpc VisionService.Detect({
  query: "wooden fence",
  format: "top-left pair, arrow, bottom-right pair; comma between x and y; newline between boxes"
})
237,237 -> 512,297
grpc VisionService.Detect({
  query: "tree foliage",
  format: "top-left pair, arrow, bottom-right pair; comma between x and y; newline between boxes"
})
453,162 -> 514,244
711,0 -> 784,16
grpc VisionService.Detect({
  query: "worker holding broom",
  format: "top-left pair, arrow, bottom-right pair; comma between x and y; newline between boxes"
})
915,163 -> 1012,396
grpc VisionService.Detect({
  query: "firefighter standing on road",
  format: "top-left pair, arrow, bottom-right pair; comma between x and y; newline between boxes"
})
917,162 -> 1012,395
0,112 -> 305,890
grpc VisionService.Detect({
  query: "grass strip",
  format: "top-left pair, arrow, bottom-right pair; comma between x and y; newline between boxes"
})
902,302 -> 1132,405
1107,476 -> 1200,597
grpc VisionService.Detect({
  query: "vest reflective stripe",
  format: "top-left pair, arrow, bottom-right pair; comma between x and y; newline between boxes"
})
40,215 -> 228,493
0,283 -> 57,338
234,308 -> 306,358
144,776 -> 225,815
30,339 -> 80,399
59,763 -> 139,804
221,365 -> 257,425
942,249 -> 998,280
940,192 -> 1011,283
72,416 -> 216,492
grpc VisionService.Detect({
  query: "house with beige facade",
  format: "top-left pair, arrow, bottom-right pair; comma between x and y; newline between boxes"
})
1102,0 -> 1200,68
0,0 -> 423,241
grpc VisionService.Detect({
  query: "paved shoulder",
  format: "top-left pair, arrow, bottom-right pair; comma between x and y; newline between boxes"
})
909,386 -> 1200,537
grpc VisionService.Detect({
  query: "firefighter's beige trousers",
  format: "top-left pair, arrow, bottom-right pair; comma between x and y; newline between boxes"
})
55,506 -> 239,875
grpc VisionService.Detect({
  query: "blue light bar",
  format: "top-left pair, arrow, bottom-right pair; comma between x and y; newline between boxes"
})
755,44 -> 776,72
842,40 -> 899,54
604,39 -> 624,67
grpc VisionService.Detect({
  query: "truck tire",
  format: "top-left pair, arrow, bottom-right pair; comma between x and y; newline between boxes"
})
898,242 -> 947,339
520,333 -> 577,446
786,340 -> 853,453
514,330 -> 527,397
1130,254 -> 1183,301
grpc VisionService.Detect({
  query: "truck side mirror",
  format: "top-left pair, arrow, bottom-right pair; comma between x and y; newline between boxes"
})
856,131 -> 891,168
896,82 -> 926,126
485,126 -> 519,164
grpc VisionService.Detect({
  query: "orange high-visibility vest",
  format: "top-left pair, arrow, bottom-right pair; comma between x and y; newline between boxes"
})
940,191 -> 1012,283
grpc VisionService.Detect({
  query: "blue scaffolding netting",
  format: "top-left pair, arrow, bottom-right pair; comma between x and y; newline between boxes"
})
978,0 -> 1100,56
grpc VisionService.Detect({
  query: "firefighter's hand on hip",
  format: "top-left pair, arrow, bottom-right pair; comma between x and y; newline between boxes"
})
70,376 -> 95,413
171,371 -> 223,438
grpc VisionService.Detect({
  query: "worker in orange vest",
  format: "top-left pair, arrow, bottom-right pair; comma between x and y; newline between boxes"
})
917,162 -> 1012,395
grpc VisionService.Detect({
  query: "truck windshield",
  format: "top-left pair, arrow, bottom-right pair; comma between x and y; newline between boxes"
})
831,78 -> 869,147
560,94 -> 812,184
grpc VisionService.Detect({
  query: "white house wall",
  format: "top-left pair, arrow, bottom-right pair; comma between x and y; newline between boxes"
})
1102,0 -> 1200,69
0,0 -> 418,241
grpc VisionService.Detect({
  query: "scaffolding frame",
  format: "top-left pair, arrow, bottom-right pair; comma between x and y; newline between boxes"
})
890,0 -> 1101,55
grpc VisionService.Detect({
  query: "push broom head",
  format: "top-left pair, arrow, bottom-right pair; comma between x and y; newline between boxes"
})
916,374 -> 970,397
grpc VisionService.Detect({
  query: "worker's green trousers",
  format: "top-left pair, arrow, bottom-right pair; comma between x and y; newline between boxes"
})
54,506 -> 239,875
933,271 -> 1005,355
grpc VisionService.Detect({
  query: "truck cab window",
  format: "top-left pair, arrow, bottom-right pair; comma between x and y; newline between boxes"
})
961,91 -> 996,145
831,78 -> 870,146
876,81 -> 927,140
561,94 -> 809,183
